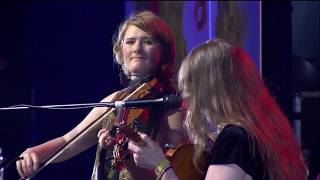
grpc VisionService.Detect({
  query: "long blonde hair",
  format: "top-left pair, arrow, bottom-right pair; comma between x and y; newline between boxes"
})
178,39 -> 307,179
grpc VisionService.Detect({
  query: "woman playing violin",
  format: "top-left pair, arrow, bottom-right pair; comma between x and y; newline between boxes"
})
128,39 -> 308,180
16,11 -> 186,180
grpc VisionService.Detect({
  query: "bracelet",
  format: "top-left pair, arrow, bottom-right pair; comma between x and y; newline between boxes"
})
155,158 -> 171,179
157,165 -> 173,180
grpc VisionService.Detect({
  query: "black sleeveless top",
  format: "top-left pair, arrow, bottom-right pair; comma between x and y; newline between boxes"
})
208,125 -> 269,179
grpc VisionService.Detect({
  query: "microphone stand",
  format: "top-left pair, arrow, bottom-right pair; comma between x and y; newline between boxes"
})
0,95 -> 178,169
0,79 -> 159,179
0,102 -> 116,178
0,102 -> 114,111
0,156 -> 23,170
0,103 -> 110,178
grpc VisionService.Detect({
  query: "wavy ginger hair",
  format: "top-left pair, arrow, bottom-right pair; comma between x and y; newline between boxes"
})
178,39 -> 307,179
112,11 -> 176,85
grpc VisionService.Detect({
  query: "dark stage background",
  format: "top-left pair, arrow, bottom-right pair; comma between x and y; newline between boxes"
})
0,2 -> 124,179
0,2 -> 319,180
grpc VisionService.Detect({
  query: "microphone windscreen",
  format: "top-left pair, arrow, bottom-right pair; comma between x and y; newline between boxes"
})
164,94 -> 181,109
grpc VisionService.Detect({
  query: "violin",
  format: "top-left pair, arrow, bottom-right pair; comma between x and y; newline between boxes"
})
28,76 -> 202,180
93,76 -> 171,179
26,76 -> 157,179
165,143 -> 203,180
108,121 -> 143,171
105,77 -> 159,171
104,76 -> 203,179
108,125 -> 204,180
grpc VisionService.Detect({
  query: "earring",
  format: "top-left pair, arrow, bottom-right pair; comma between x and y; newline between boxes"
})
119,65 -> 130,87
122,65 -> 127,71
122,65 -> 128,75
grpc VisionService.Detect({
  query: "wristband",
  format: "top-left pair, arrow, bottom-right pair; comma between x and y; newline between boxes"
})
157,165 -> 173,180
154,158 -> 171,179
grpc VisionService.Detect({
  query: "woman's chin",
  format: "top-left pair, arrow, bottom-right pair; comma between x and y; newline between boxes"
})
130,73 -> 149,79
129,68 -> 150,77
128,66 -> 156,78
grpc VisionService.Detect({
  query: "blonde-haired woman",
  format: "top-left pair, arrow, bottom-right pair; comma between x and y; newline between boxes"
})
128,39 -> 308,180
16,11 -> 186,180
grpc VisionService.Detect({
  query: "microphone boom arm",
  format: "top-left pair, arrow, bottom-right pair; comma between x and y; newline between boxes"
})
0,94 -> 181,111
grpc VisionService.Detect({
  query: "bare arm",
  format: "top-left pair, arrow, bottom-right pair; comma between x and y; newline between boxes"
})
127,133 -> 179,180
128,136 -> 252,180
123,108 -> 185,179
16,91 -> 119,178
151,163 -> 252,180
205,164 -> 252,180
156,108 -> 186,147
91,107 -> 185,179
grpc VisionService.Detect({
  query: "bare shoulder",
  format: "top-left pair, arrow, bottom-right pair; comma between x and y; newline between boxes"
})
157,108 -> 186,145
100,90 -> 122,103
63,90 -> 122,141
205,164 -> 252,180
162,108 -> 184,130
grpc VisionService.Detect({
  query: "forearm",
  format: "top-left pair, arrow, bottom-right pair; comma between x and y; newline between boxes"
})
57,132 -> 97,162
31,136 -> 67,163
32,133 -> 97,163
52,106 -> 106,162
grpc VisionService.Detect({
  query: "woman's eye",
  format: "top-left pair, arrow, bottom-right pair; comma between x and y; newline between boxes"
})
124,40 -> 134,44
143,39 -> 156,45
145,40 -> 154,45
124,38 -> 135,44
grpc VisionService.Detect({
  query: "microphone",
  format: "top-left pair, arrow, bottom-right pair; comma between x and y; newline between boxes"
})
0,95 -> 181,110
112,94 -> 181,109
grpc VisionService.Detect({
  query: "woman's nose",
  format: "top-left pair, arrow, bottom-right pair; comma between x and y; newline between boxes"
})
133,41 -> 142,53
